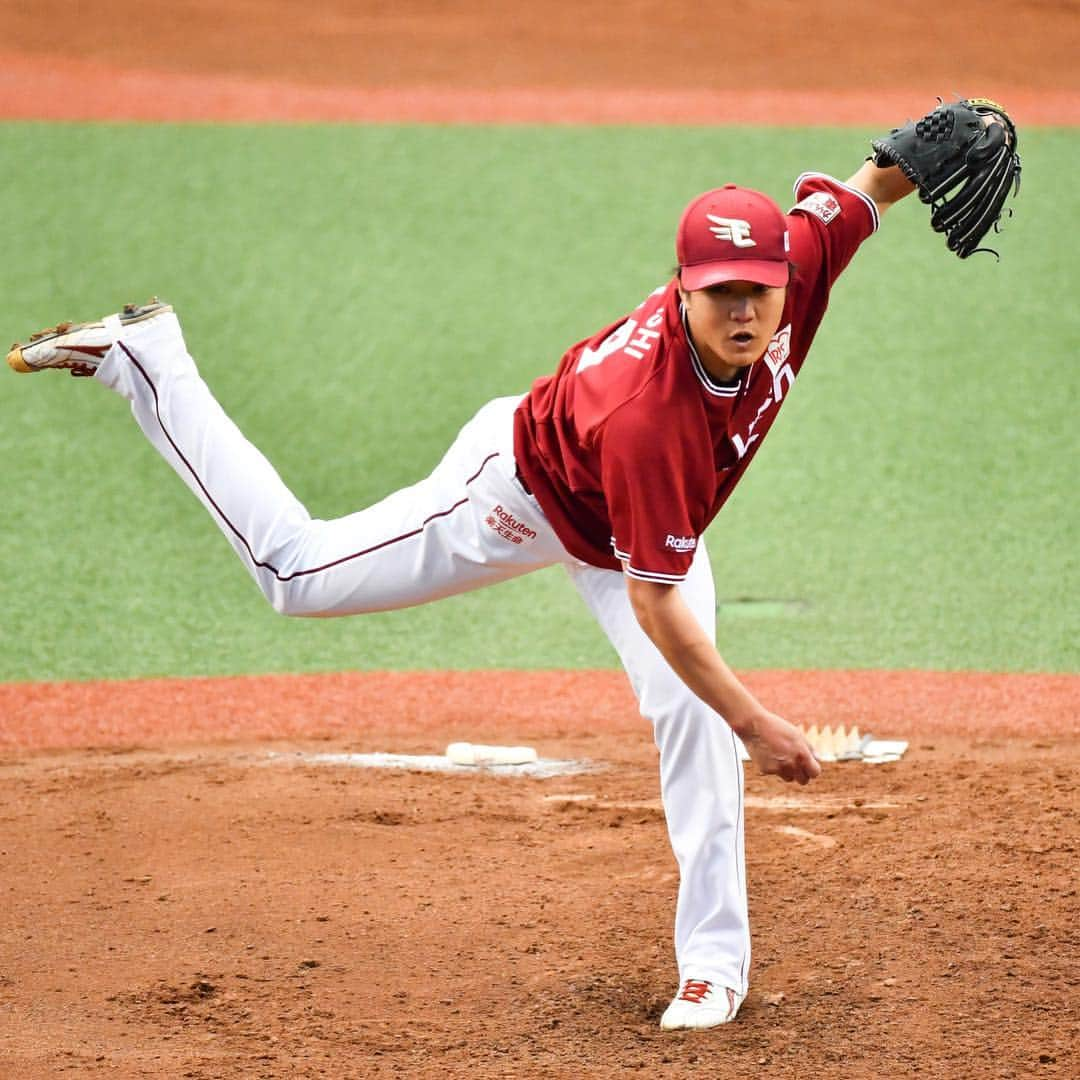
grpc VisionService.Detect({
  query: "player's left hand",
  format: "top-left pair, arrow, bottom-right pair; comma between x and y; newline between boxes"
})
871,96 -> 1021,258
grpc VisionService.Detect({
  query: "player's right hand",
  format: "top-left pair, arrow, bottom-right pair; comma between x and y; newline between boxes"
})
739,710 -> 821,785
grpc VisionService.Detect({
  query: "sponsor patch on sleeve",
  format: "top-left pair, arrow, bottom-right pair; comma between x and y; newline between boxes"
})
794,190 -> 842,225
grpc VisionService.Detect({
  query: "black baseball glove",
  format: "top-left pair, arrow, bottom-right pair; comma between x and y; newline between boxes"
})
871,97 -> 1021,258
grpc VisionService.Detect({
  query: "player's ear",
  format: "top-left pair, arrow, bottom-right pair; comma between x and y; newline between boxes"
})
674,268 -> 689,303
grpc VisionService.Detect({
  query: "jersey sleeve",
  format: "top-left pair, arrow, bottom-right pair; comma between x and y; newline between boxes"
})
787,173 -> 879,290
598,403 -> 710,583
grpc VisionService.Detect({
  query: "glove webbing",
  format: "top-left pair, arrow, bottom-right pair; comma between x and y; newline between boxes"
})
934,146 -> 1020,257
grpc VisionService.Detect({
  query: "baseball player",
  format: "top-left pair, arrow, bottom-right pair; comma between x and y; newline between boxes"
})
7,100 -> 1018,1030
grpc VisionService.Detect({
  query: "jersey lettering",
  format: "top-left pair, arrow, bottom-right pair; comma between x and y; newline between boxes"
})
577,303 -> 668,371
576,319 -> 637,373
730,431 -> 759,459
729,325 -> 795,460
626,325 -> 660,358
763,324 -> 795,403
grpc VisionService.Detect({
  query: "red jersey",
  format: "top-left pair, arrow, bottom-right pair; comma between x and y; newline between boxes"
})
513,173 -> 879,582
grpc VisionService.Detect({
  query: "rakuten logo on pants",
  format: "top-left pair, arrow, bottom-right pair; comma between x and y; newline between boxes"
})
486,504 -> 537,545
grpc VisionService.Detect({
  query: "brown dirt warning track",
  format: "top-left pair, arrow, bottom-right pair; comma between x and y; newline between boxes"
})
0,0 -> 1077,124
2,2 -> 1078,1077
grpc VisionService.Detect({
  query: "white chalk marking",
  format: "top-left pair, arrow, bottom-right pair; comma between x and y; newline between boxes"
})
775,824 -> 837,848
268,750 -> 594,779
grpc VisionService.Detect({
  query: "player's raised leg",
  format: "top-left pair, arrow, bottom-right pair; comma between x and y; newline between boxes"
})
566,543 -> 750,1029
8,302 -> 564,613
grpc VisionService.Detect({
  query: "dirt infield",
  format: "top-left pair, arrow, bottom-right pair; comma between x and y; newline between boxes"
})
1,710 -> 1076,1078
1,669 -> 1078,752
3,1 -> 1078,1076
1,671 -> 1078,1077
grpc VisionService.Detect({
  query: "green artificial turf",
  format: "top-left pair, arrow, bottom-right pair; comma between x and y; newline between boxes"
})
0,122 -> 1075,681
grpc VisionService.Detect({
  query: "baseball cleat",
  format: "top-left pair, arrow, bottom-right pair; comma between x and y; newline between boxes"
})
6,298 -> 172,376
659,979 -> 745,1030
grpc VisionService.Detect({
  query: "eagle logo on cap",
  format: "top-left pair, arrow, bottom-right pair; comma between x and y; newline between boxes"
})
706,215 -> 756,248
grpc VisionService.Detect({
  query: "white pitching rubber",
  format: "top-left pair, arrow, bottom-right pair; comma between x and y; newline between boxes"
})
445,742 -> 539,767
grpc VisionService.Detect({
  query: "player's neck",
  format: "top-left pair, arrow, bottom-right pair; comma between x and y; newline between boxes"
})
701,351 -> 743,384
692,333 -> 749,385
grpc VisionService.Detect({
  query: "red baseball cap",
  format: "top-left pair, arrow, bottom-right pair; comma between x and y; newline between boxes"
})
676,184 -> 790,290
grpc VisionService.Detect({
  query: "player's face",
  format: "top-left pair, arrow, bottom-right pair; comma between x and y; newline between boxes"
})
679,280 -> 786,381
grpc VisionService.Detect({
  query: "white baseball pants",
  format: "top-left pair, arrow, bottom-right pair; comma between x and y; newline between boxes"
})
96,311 -> 750,994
